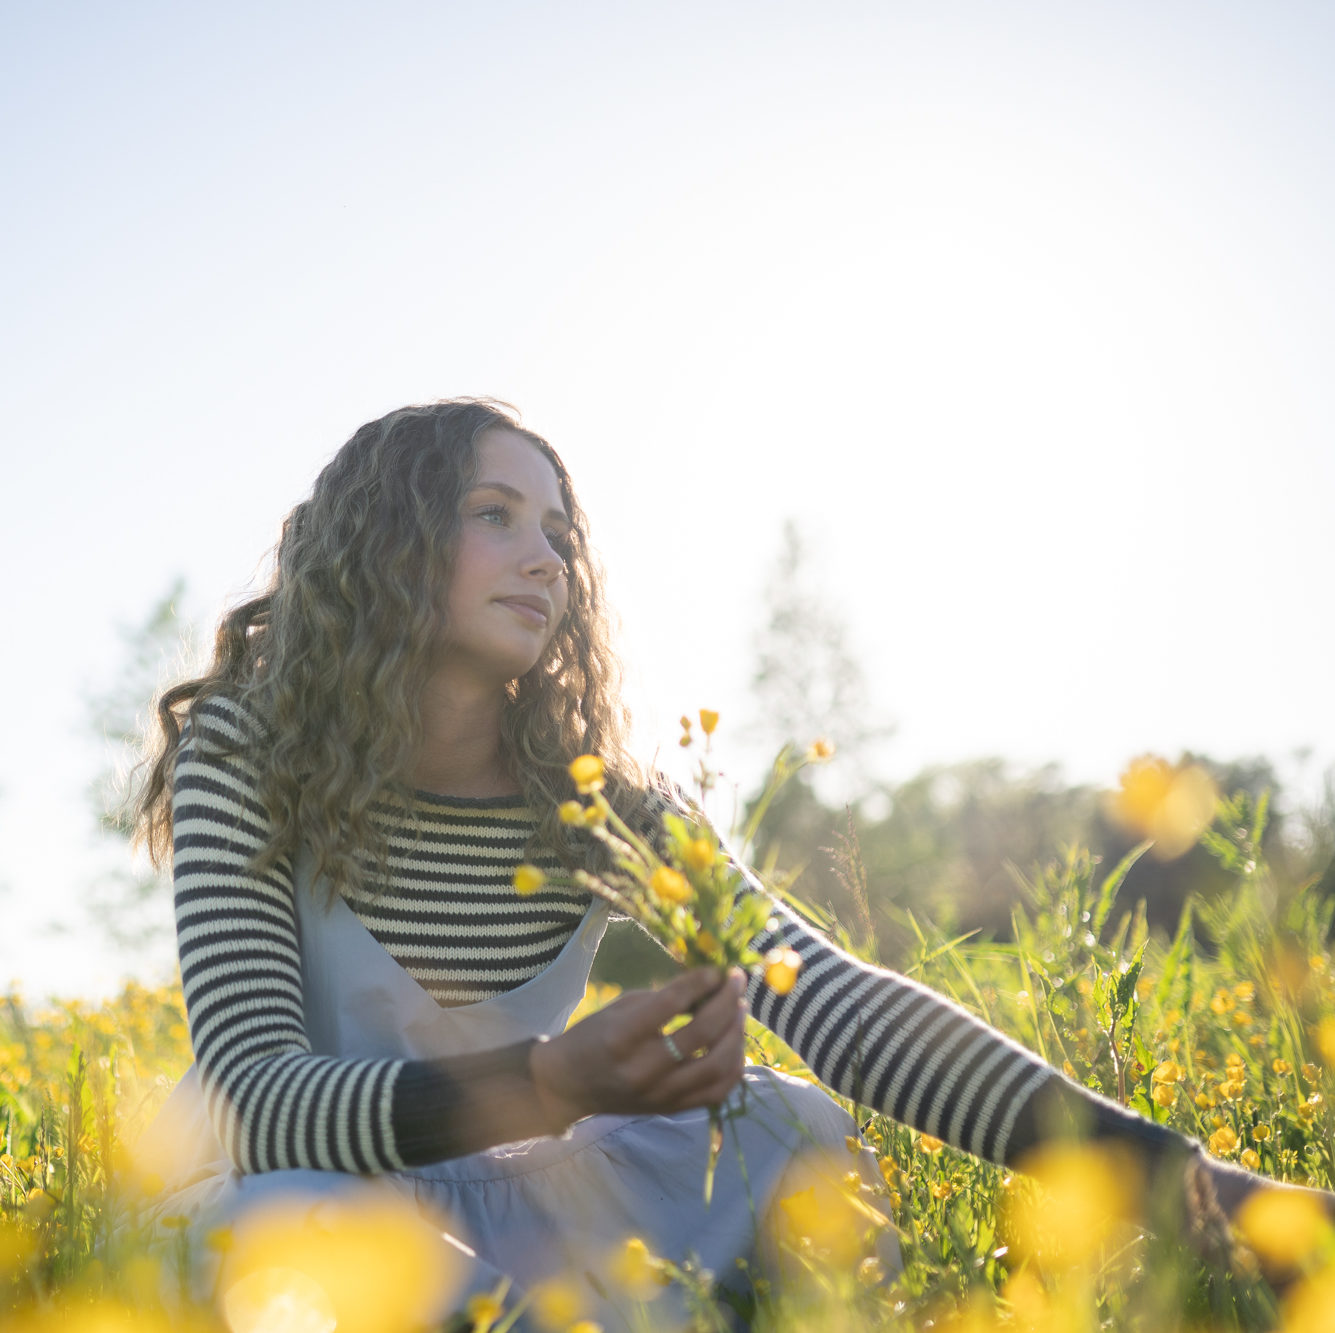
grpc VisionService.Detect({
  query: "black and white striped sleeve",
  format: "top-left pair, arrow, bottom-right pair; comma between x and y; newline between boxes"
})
745,894 -> 1184,1168
171,697 -> 409,1174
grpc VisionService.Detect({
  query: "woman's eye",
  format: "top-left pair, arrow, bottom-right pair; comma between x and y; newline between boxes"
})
475,505 -> 508,526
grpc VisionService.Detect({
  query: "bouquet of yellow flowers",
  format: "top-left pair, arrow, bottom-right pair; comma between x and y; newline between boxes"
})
513,713 -> 827,1199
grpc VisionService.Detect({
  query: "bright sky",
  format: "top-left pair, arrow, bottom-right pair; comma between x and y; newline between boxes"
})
3,1 -> 1332,999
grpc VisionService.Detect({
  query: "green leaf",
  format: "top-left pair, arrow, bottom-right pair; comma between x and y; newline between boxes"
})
1114,941 -> 1147,1018
1092,842 -> 1151,936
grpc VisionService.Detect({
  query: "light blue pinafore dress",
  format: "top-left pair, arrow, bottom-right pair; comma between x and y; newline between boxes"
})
145,849 -> 896,1328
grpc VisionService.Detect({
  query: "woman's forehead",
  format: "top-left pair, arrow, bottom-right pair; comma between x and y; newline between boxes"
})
472,428 -> 569,512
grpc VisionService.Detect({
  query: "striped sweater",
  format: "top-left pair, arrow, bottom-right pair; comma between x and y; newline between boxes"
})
173,697 -> 1181,1175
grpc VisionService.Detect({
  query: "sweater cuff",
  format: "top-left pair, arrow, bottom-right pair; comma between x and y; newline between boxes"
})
391,1037 -> 566,1167
1007,1071 -> 1198,1170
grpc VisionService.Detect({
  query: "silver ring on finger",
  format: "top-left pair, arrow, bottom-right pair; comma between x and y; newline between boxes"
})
662,1031 -> 687,1064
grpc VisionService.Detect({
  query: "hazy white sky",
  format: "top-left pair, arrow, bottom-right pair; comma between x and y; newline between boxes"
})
3,1 -> 1332,998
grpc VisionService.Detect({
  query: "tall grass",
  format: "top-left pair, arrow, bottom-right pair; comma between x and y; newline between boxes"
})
2,791 -> 1332,1331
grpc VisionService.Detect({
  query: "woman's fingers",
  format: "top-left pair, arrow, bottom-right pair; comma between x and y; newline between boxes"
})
662,969 -> 746,1060
533,967 -> 748,1122
650,970 -> 748,1106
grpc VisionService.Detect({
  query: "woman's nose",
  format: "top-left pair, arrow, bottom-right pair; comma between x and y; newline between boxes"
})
523,529 -> 565,580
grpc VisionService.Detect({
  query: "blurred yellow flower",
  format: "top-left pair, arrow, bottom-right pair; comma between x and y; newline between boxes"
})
0,1219 -> 35,1275
698,709 -> 719,735
1235,1188 -> 1332,1267
1241,1149 -> 1261,1170
1152,1083 -> 1177,1108
1106,756 -> 1218,860
1152,1059 -> 1183,1084
465,1291 -> 505,1332
776,1175 -> 876,1266
1208,1126 -> 1239,1155
1006,1143 -> 1141,1269
528,1275 -> 583,1329
1274,1058 -> 1294,1076
694,930 -> 720,957
808,738 -> 835,761
217,1192 -> 462,1333
223,1268 -> 336,1333
568,755 -> 605,794
611,1237 -> 667,1300
1316,1017 -> 1335,1070
568,1323 -> 604,1333
1279,1267 -> 1335,1333
558,800 -> 584,825
930,1181 -> 954,1200
1252,1124 -> 1272,1142
918,1133 -> 945,1154
683,838 -> 715,871
648,866 -> 692,905
1302,1062 -> 1321,1084
763,948 -> 802,995
513,865 -> 546,896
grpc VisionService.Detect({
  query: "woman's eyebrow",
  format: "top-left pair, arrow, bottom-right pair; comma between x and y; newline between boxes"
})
469,480 -> 571,527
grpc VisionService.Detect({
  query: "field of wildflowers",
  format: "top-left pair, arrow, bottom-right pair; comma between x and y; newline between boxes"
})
3,761 -> 1334,1331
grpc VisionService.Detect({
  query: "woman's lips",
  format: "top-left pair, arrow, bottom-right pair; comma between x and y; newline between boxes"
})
495,596 -> 550,627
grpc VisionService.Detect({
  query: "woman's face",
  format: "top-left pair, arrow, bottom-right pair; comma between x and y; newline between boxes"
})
437,427 -> 571,685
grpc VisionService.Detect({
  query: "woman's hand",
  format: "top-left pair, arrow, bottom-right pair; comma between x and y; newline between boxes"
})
529,967 -> 747,1130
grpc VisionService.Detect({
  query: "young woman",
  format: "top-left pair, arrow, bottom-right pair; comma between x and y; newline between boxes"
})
137,399 -> 1295,1327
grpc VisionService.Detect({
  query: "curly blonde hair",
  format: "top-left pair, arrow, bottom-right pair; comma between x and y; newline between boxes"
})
136,399 -> 640,897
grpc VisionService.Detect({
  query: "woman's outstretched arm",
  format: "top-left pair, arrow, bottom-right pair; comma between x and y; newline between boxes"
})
742,890 -> 1186,1169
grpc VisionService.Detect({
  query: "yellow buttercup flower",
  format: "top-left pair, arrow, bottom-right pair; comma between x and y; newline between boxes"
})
568,755 -> 605,794
528,1275 -> 583,1329
694,930 -> 720,958
1006,1142 -> 1141,1268
513,865 -> 546,896
218,1192 -> 462,1333
1252,1124 -> 1272,1142
1241,1149 -> 1261,1170
1235,1188 -> 1332,1266
774,1166 -> 882,1267
1152,1083 -> 1177,1108
698,708 -> 719,735
918,1133 -> 945,1154
1152,1059 -> 1183,1084
611,1237 -> 667,1299
1316,1017 -> 1335,1069
807,738 -> 835,761
1106,755 -> 1218,860
763,947 -> 802,995
683,838 -> 715,871
558,800 -> 585,825
465,1291 -> 505,1332
649,866 -> 692,905
1208,1126 -> 1239,1155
